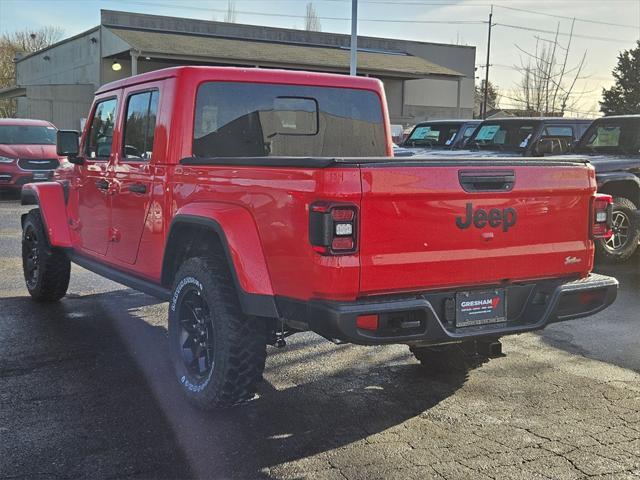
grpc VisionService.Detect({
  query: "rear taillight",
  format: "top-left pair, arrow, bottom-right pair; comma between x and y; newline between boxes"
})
591,194 -> 613,239
309,202 -> 358,255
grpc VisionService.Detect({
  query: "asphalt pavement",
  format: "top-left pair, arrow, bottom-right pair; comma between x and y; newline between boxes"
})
1,195 -> 639,480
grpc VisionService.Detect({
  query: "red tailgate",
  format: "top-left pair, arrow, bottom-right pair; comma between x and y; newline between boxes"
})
358,161 -> 596,296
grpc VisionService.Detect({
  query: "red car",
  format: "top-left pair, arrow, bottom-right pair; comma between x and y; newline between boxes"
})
21,67 -> 617,409
0,118 -> 61,191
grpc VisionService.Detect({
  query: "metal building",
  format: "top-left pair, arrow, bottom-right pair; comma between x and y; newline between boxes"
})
2,10 -> 475,129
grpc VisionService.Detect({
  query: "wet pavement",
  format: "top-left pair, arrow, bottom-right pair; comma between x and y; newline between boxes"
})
1,196 -> 639,479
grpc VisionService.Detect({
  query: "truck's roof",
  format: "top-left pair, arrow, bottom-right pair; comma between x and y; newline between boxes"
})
415,119 -> 480,126
0,118 -> 55,127
480,117 -> 592,124
592,115 -> 640,120
96,66 -> 385,94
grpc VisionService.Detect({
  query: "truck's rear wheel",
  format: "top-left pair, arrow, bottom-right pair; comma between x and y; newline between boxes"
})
21,209 -> 70,302
596,197 -> 639,263
168,256 -> 267,409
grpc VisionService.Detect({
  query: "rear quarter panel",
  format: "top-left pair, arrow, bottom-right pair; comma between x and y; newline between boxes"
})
169,165 -> 362,300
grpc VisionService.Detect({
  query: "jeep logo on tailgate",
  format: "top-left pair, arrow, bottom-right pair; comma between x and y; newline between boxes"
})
456,203 -> 517,232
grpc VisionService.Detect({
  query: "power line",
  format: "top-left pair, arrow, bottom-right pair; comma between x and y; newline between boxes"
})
316,0 -> 640,31
105,0 -> 487,25
493,4 -> 639,30
494,23 -> 635,44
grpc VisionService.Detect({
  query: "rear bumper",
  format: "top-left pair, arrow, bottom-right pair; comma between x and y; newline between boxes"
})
277,273 -> 618,346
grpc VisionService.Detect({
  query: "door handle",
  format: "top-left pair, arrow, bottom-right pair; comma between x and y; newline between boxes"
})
95,178 -> 109,191
129,183 -> 147,194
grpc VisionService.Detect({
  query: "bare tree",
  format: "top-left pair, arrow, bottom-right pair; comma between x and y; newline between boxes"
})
510,20 -> 587,116
224,0 -> 237,23
0,26 -> 63,117
305,3 -> 322,32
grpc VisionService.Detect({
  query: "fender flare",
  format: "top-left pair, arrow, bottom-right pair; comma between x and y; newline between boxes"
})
20,182 -> 72,248
162,204 -> 278,318
596,172 -> 640,206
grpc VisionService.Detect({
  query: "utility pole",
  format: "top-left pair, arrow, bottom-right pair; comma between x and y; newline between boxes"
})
350,0 -> 358,75
482,5 -> 493,119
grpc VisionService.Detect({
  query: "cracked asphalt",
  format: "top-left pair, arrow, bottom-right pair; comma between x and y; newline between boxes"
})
1,195 -> 639,480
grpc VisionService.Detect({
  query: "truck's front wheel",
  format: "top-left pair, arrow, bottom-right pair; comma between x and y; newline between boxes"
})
596,197 -> 639,263
21,209 -> 70,302
168,256 -> 267,409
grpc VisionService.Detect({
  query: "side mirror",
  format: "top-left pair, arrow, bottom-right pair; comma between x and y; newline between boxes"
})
535,138 -> 555,156
56,130 -> 83,164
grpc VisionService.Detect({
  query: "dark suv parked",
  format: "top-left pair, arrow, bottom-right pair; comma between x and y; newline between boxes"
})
402,119 -> 480,150
572,115 -> 640,262
466,118 -> 592,157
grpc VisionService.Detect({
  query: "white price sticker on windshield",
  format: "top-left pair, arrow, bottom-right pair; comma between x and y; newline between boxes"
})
519,133 -> 532,148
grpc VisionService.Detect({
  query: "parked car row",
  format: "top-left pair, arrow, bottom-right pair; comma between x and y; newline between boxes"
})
0,119 -> 66,190
397,115 -> 640,262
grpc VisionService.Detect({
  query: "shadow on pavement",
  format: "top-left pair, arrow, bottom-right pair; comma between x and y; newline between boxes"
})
0,294 -> 194,479
1,289 -> 469,479
0,190 -> 21,202
539,251 -> 640,372
103,290 -> 470,479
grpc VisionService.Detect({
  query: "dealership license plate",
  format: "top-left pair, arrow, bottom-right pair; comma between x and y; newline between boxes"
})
456,289 -> 506,327
32,172 -> 50,181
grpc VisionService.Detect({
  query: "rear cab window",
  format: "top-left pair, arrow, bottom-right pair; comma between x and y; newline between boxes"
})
405,123 -> 461,147
542,126 -> 574,138
576,118 -> 640,155
469,121 -> 540,151
192,82 -> 386,157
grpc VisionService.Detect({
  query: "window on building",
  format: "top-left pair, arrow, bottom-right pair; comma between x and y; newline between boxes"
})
86,98 -> 118,159
123,90 -> 159,161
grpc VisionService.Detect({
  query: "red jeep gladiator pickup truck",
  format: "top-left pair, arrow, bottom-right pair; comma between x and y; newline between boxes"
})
21,66 -> 617,409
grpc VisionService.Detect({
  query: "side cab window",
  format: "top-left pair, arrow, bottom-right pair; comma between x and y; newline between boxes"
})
122,90 -> 159,161
85,98 -> 118,159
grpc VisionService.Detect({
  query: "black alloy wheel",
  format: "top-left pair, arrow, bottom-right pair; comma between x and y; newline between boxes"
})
177,286 -> 215,381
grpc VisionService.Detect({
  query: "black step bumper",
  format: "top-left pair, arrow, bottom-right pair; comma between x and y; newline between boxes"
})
277,274 -> 618,346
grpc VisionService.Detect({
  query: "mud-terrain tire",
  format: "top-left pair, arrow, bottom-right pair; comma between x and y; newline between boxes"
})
21,208 -> 70,302
168,256 -> 268,409
596,197 -> 639,263
410,342 -> 487,374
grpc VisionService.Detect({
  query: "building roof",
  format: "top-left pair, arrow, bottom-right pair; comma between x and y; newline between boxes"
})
106,27 -> 463,79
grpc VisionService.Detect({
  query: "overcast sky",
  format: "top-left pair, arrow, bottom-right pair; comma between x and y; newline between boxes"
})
1,0 -> 638,116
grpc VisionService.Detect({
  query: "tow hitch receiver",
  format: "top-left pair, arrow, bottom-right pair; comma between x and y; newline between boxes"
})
477,340 -> 504,358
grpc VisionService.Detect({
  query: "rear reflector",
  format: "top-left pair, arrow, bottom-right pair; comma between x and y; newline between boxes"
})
332,237 -> 354,251
356,314 -> 379,330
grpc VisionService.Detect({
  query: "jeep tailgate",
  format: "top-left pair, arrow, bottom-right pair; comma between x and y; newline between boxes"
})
358,160 -> 596,296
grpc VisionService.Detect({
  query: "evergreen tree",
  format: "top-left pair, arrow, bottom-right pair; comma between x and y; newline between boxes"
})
601,41 -> 640,116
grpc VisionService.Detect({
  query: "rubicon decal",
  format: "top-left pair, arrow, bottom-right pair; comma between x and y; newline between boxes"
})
456,203 -> 517,232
